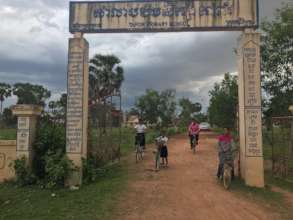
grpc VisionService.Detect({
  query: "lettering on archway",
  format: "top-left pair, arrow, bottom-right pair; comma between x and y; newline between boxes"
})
69,0 -> 258,33
66,0 -> 264,187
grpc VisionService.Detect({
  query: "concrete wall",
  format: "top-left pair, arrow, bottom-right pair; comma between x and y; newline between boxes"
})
0,140 -> 16,182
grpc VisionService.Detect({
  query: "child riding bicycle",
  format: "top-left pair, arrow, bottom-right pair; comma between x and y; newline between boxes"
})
134,118 -> 147,151
188,119 -> 200,150
217,127 -> 235,180
154,131 -> 168,171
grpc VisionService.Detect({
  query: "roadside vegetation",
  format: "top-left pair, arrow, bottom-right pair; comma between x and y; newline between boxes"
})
230,179 -> 293,220
0,128 -> 16,140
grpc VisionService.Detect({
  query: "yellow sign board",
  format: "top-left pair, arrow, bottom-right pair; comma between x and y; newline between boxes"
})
70,0 -> 259,33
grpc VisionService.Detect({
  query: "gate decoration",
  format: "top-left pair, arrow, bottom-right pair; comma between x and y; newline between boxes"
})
70,0 -> 258,33
66,0 -> 264,188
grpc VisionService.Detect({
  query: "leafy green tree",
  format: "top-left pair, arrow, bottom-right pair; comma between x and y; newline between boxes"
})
48,93 -> 67,120
89,54 -> 124,103
13,83 -> 51,106
135,89 -> 177,127
179,98 -> 202,126
0,83 -> 12,114
261,4 -> 293,117
193,112 -> 208,123
208,73 -> 238,128
1,108 -> 17,127
158,89 -> 177,127
135,89 -> 161,124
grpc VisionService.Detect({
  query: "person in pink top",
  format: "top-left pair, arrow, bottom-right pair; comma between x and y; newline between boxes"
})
188,119 -> 200,149
217,127 -> 234,179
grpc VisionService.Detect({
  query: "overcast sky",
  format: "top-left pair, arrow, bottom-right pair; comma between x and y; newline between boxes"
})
0,0 -> 290,110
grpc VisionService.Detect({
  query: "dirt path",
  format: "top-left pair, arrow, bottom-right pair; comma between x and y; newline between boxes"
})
114,132 -> 281,220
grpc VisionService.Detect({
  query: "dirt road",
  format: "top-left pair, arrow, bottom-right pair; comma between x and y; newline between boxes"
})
114,132 -> 281,220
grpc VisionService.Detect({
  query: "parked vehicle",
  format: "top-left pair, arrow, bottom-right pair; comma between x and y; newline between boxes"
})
199,122 -> 211,131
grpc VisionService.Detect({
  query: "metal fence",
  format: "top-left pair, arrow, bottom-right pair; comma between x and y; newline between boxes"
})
269,116 -> 293,178
88,92 -> 122,165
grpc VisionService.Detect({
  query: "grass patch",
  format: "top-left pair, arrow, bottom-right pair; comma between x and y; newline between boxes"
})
212,127 -> 224,135
230,178 -> 292,219
0,129 -> 16,140
0,126 -> 174,219
0,163 -> 127,220
265,172 -> 293,193
0,126 -> 182,220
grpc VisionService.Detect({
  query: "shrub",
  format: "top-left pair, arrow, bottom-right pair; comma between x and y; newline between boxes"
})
82,154 -> 112,184
82,155 -> 99,184
166,127 -> 177,136
146,130 -> 160,144
44,150 -> 74,188
32,116 -> 71,188
178,126 -> 187,134
12,156 -> 36,186
33,119 -> 66,179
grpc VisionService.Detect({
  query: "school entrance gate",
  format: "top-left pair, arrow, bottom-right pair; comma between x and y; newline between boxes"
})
66,0 -> 264,187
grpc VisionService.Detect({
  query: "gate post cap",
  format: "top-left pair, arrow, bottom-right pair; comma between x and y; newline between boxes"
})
11,104 -> 43,116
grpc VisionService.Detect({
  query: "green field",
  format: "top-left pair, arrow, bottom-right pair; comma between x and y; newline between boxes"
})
0,129 -> 17,140
0,164 -> 127,220
0,127 -> 173,220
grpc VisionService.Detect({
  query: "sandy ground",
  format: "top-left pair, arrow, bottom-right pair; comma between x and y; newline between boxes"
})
113,132 -> 282,220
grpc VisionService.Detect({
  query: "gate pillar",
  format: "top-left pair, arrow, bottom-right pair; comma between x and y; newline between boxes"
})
66,33 -> 89,186
237,29 -> 264,187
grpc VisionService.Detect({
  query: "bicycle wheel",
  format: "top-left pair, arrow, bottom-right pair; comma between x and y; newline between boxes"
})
139,146 -> 144,160
136,149 -> 139,163
135,146 -> 140,163
155,152 -> 160,171
223,164 -> 232,189
192,139 -> 196,154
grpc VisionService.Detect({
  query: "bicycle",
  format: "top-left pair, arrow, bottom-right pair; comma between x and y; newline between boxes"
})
135,135 -> 144,163
154,139 -> 163,171
222,159 -> 233,189
190,134 -> 198,154
220,150 -> 236,190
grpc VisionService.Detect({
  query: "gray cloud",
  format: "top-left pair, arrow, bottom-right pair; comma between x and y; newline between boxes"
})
0,0 -> 290,110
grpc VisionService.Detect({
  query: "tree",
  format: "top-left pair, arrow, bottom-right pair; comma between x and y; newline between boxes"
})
179,98 -> 202,126
13,83 -> 51,106
0,83 -> 12,114
89,54 -> 124,103
261,4 -> 293,117
135,89 -> 177,127
158,89 -> 177,127
208,73 -> 238,128
1,108 -> 17,127
48,93 -> 67,120
135,89 -> 161,124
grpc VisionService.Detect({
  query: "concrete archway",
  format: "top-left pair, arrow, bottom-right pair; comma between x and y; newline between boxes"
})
65,0 -> 264,187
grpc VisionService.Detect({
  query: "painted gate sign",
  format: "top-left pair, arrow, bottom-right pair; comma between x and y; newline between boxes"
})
70,0 -> 259,33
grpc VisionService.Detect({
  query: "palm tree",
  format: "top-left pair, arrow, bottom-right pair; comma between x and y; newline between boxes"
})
89,54 -> 124,103
89,54 -> 124,140
0,83 -> 12,114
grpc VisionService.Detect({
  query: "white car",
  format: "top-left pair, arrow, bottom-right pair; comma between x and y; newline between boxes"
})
199,122 -> 211,131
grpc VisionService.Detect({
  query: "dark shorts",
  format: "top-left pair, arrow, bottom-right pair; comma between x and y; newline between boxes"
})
135,133 -> 145,147
160,146 -> 168,158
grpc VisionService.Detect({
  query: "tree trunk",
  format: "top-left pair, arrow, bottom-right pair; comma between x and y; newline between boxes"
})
0,100 -> 3,115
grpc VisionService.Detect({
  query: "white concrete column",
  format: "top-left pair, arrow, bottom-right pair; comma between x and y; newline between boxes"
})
237,29 -> 264,187
66,33 -> 89,186
12,105 -> 43,169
